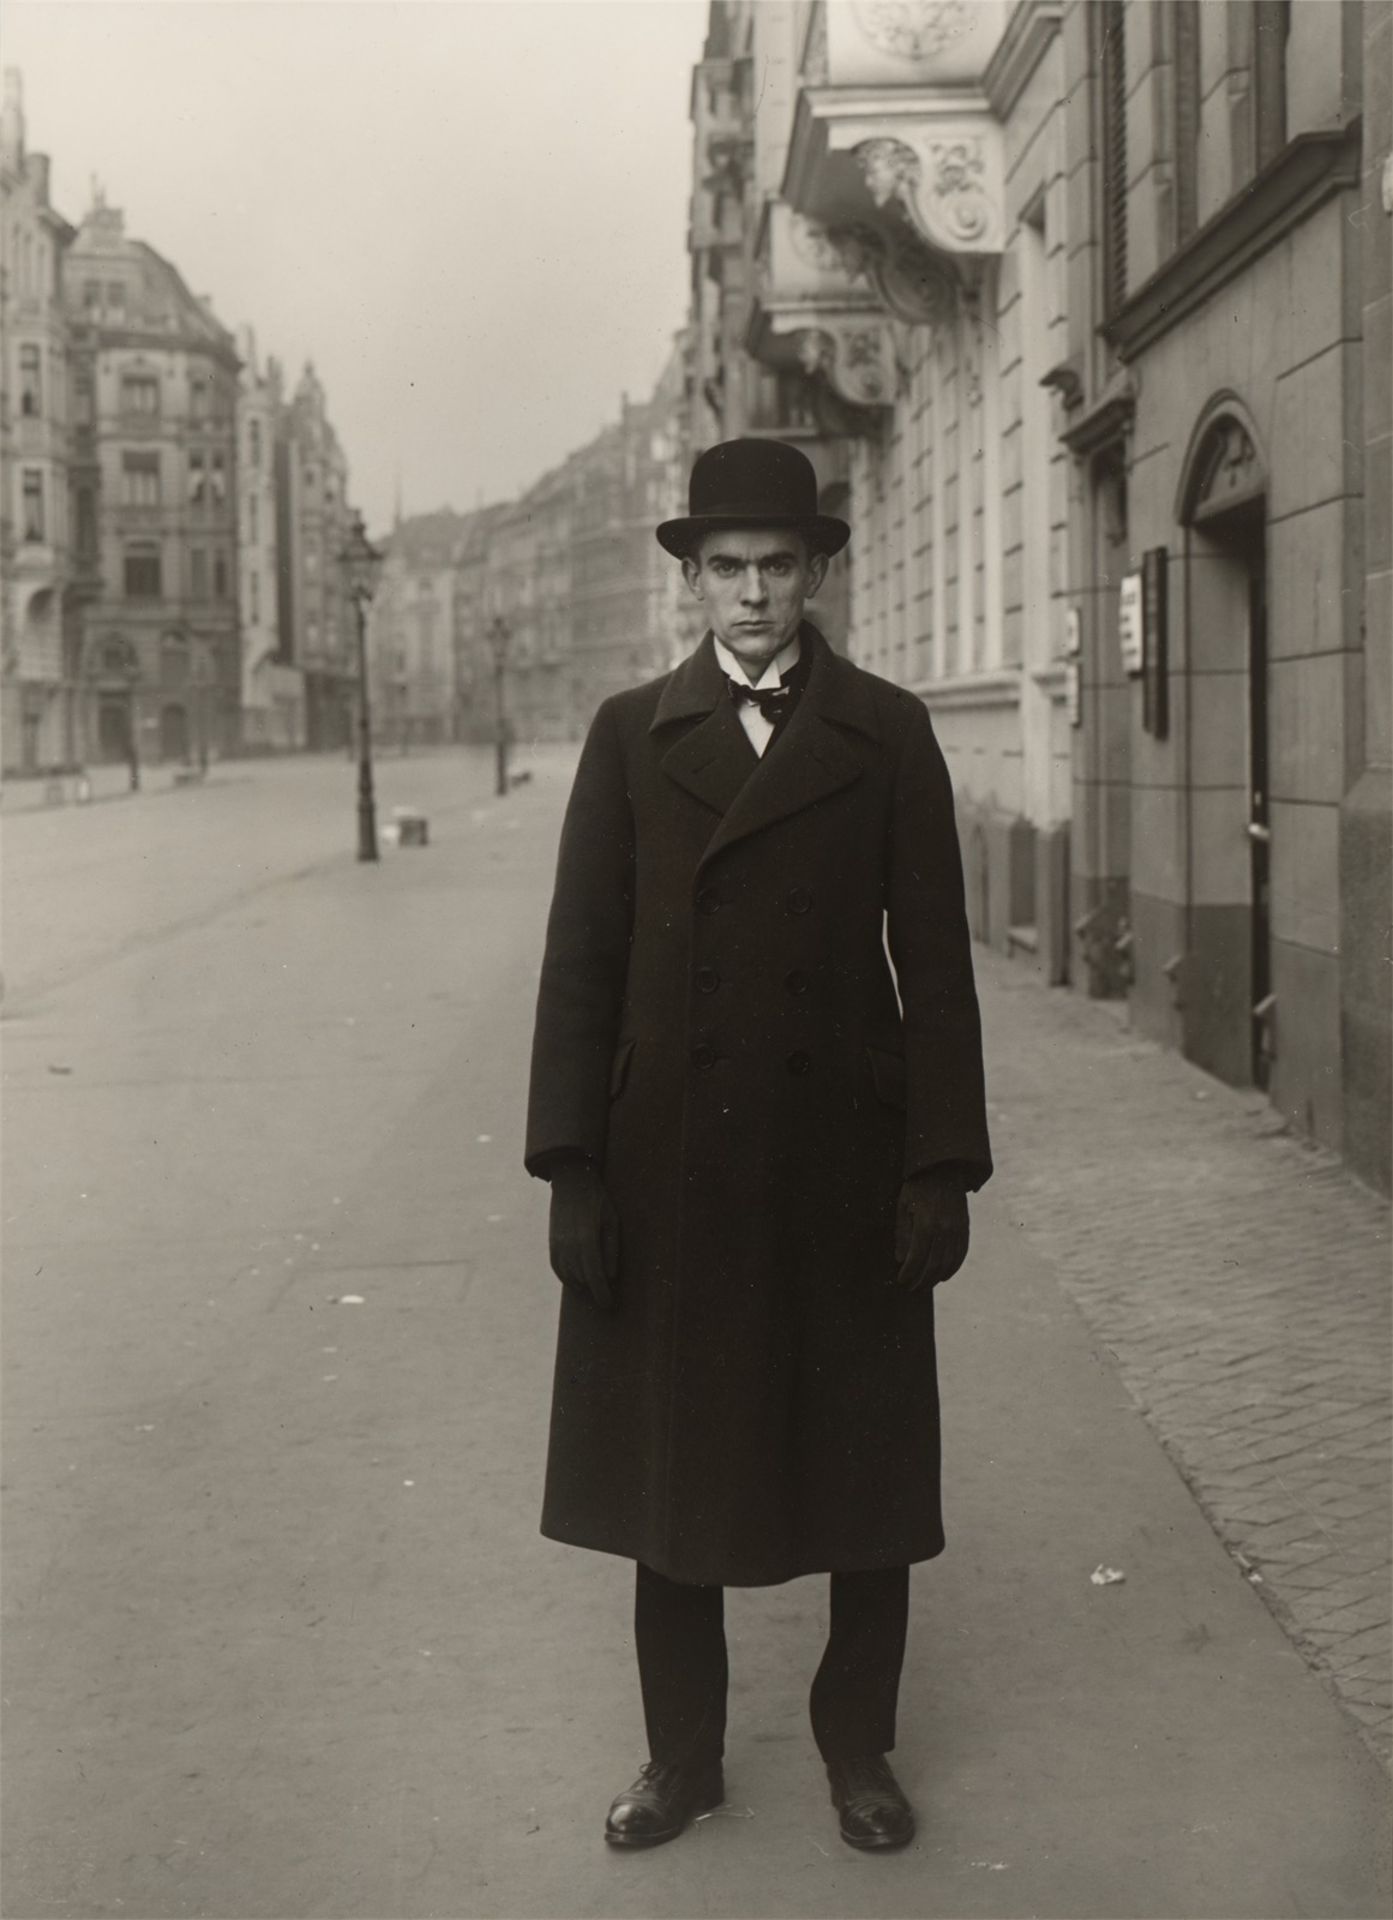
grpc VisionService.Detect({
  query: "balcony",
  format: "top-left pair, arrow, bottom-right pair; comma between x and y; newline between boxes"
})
746,197 -> 898,428
784,2 -> 1010,287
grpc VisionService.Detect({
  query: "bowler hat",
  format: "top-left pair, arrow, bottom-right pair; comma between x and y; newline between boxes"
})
656,438 -> 850,558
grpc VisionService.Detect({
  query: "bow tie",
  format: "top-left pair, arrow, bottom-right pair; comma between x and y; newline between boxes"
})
728,679 -> 792,722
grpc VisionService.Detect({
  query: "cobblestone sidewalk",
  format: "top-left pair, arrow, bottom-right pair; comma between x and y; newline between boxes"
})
977,950 -> 1391,1765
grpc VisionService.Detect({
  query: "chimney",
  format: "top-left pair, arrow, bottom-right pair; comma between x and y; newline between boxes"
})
1,69 -> 24,169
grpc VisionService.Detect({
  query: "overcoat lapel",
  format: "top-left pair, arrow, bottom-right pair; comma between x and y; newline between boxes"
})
653,626 -> 879,866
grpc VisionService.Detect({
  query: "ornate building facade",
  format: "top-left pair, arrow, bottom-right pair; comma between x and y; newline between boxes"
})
1057,0 -> 1389,1187
687,0 -> 1389,1191
62,195 -> 242,766
1,71 -> 76,773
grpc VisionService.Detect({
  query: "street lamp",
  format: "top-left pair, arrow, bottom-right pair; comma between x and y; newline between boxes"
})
342,510 -> 384,862
488,614 -> 511,798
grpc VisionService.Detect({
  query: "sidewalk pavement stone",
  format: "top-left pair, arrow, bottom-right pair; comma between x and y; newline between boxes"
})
975,950 -> 1392,1766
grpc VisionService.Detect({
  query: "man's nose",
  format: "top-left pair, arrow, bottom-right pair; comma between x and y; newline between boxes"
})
739,567 -> 768,603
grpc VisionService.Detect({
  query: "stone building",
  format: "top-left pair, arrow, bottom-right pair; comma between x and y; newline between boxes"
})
277,362 -> 353,752
235,328 -> 302,750
368,509 -> 470,750
452,503 -> 508,744
0,70 -> 76,774
484,454 -> 584,744
62,195 -> 241,766
569,352 -> 688,715
691,0 -> 1073,965
1056,0 -> 1389,1188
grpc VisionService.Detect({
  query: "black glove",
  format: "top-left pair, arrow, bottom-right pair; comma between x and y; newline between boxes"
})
893,1167 -> 970,1292
548,1161 -> 620,1311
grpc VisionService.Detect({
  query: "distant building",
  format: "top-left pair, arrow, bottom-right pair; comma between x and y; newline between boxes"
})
570,354 -> 688,714
62,192 -> 241,766
0,70 -> 76,774
235,328 -> 302,749
278,362 -> 353,751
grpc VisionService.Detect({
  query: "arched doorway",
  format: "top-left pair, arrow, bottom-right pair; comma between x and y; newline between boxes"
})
97,699 -> 132,763
160,703 -> 190,763
1177,399 -> 1271,1089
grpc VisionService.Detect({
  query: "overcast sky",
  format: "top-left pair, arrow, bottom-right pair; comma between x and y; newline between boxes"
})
7,0 -> 706,532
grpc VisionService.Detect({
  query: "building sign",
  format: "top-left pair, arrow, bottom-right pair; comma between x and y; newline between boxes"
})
1142,546 -> 1168,739
1118,572 -> 1144,676
1064,605 -> 1081,657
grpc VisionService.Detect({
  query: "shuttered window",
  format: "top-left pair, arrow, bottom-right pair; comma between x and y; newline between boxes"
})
1100,0 -> 1128,316
1173,0 -> 1200,244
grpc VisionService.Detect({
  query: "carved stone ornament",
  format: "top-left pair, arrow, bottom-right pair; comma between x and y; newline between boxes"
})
825,223 -> 958,331
852,0 -> 974,61
791,319 -> 897,408
1193,419 -> 1263,519
857,138 -> 922,209
787,213 -> 851,275
852,132 -> 1000,254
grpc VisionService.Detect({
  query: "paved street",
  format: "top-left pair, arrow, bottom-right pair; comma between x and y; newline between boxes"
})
2,750 -> 1389,1920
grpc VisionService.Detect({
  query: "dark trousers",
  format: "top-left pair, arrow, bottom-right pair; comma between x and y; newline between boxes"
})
634,1561 -> 910,1768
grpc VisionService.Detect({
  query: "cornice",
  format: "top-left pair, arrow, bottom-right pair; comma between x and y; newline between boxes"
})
983,0 -> 1063,120
1104,123 -> 1362,364
1060,380 -> 1135,458
911,668 -> 1022,710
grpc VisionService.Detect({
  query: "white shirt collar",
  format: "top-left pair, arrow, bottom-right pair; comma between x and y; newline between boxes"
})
712,633 -> 802,691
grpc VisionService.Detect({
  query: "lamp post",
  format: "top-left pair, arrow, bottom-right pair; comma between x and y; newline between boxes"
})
342,510 -> 383,862
488,614 -> 511,798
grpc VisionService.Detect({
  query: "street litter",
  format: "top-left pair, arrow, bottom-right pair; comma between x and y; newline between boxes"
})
47,1064 -> 73,1075
392,806 -> 429,847
1090,1564 -> 1126,1586
696,1804 -> 754,1821
336,1294 -> 366,1306
971,1861 -> 1009,1871
477,1134 -> 492,1144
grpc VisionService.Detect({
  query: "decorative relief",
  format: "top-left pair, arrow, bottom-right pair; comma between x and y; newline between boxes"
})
787,213 -> 849,275
928,139 -> 991,243
789,318 -> 898,409
848,128 -> 1003,256
852,0 -> 974,61
856,138 -> 922,209
824,222 -> 958,331
1194,419 -> 1261,517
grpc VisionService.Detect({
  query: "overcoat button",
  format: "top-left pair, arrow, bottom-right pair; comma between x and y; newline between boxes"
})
786,1049 -> 812,1075
695,966 -> 721,994
690,1044 -> 717,1070
696,886 -> 721,915
784,968 -> 809,996
786,886 -> 813,915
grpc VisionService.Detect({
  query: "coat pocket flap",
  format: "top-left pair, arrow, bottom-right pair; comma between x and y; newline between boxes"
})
866,1043 -> 907,1110
609,1036 -> 636,1100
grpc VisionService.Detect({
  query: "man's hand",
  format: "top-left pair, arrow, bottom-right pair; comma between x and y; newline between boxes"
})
893,1167 -> 970,1292
548,1162 -> 620,1311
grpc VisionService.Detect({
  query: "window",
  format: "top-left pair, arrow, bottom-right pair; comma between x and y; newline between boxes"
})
21,469 -> 45,542
124,543 -> 162,597
161,632 -> 188,685
1172,0 -> 1201,245
248,493 -> 259,543
107,281 -> 126,318
122,450 -> 161,507
190,377 -> 209,422
1254,0 -> 1290,169
209,451 -> 227,506
1099,0 -> 1128,316
249,570 -> 261,622
74,370 -> 94,427
190,549 -> 208,600
83,280 -> 101,313
213,552 -> 229,600
248,418 -> 262,468
19,344 -> 41,417
121,373 -> 159,417
188,450 -> 206,505
76,487 -> 97,561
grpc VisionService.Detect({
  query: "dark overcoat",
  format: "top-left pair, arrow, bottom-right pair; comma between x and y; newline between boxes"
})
525,625 -> 991,1587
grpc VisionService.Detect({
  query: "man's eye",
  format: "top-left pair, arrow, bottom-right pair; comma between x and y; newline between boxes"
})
764,560 -> 791,576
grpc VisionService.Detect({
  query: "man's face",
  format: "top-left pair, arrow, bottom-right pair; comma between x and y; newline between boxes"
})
681,528 -> 828,677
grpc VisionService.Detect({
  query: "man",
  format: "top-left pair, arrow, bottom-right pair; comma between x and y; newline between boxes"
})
526,438 -> 991,1853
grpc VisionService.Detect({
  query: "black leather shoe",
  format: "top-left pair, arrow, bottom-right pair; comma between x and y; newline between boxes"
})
826,1753 -> 916,1851
603,1758 -> 725,1849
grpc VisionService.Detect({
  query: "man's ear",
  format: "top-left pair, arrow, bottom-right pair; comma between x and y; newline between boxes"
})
681,555 -> 704,599
806,551 -> 829,597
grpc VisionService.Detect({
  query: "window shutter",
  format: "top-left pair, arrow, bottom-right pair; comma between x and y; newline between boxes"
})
1100,0 -> 1128,316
